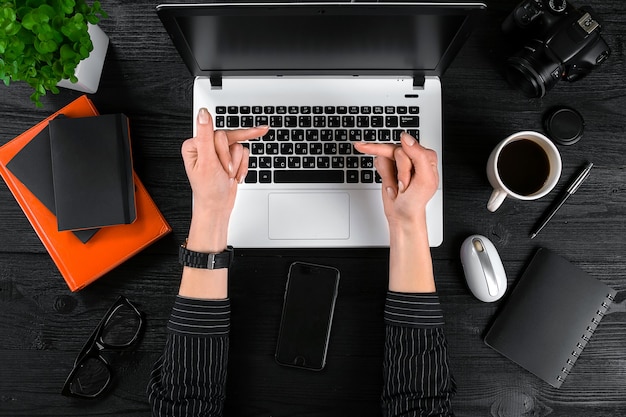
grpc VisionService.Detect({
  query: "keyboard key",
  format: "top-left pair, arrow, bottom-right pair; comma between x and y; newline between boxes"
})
385,106 -> 395,114
277,129 -> 290,141
378,130 -> 392,141
349,129 -> 363,142
328,116 -> 341,127
360,106 -> 372,114
347,157 -> 359,168
303,157 -> 316,168
285,116 -> 298,127
240,106 -> 251,114
274,170 -> 344,183
313,106 -> 324,114
342,116 -> 355,128
291,129 -> 304,141
407,129 -> 420,141
227,106 -> 238,114
373,106 -> 384,114
347,170 -> 359,183
276,106 -> 287,114
361,170 -> 374,183
337,106 -> 348,114
270,116 -> 283,128
262,130 -> 276,141
335,129 -> 348,141
310,143 -> 323,155
288,106 -> 299,114
255,115 -> 269,126
349,106 -> 359,114
266,143 -> 279,155
227,116 -> 240,128
248,156 -> 258,169
409,106 -> 419,114
371,116 -> 384,128
216,106 -> 227,114
215,116 -> 225,128
274,156 -> 287,168
264,106 -> 275,114
332,156 -> 345,168
339,143 -> 353,154
306,129 -> 319,141
251,143 -> 264,155
241,115 -> 254,127
400,116 -> 419,127
364,129 -> 377,141
294,143 -> 308,155
320,129 -> 333,141
252,106 -> 262,114
288,156 -> 302,168
300,106 -> 312,114
313,116 -> 326,128
259,171 -> 272,183
280,143 -> 294,155
299,115 -> 312,127
245,171 -> 257,183
324,106 -> 336,114
357,116 -> 369,128
317,156 -> 330,168
360,156 -> 374,168
397,106 -> 408,114
385,115 -> 398,127
324,143 -> 337,154
259,156 -> 272,168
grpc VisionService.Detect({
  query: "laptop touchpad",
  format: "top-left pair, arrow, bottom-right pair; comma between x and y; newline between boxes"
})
268,193 -> 350,240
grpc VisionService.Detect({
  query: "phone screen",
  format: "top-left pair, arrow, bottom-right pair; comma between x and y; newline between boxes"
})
275,262 -> 340,371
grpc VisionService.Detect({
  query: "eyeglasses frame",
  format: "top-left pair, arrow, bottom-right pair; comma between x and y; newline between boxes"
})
61,296 -> 145,398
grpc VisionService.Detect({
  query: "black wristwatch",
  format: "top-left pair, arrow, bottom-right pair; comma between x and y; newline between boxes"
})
178,242 -> 234,269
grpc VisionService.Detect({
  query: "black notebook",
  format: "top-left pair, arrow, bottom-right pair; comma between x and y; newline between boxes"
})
6,122 -> 99,243
484,248 -> 616,388
48,114 -> 136,231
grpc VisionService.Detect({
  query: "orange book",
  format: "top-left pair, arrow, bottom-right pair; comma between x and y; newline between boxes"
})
0,95 -> 172,291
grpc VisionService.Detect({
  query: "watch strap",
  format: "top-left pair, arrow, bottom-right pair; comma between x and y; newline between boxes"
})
179,244 -> 234,269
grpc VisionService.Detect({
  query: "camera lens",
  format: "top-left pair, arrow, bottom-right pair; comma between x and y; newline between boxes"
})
505,40 -> 562,98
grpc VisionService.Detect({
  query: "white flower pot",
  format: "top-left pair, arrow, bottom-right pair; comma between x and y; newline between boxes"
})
57,24 -> 109,94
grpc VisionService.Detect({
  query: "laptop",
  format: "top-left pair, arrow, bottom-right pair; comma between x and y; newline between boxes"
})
157,2 -> 486,248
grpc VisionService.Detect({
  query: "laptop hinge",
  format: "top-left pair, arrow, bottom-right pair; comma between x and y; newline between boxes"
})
413,75 -> 425,89
210,75 -> 223,90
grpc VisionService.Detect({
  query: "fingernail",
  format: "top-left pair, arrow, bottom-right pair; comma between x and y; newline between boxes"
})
398,181 -> 405,193
198,108 -> 210,125
401,133 -> 415,146
386,187 -> 397,200
239,176 -> 246,184
228,162 -> 234,175
257,125 -> 270,129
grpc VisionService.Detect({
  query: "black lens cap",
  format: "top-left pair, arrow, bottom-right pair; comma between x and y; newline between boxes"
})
543,107 -> 584,146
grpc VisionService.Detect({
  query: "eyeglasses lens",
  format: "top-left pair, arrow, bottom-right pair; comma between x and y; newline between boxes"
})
70,357 -> 110,397
101,303 -> 142,347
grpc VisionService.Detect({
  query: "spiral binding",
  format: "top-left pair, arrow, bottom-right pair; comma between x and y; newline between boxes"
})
556,292 -> 614,384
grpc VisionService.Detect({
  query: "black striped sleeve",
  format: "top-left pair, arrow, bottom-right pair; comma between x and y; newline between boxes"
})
147,296 -> 230,417
381,292 -> 456,417
168,296 -> 230,336
384,291 -> 445,328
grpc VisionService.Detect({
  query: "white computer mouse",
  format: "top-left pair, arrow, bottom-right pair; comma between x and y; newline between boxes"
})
460,234 -> 507,302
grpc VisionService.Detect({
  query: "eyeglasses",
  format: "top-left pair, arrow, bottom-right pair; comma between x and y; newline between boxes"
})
61,296 -> 145,398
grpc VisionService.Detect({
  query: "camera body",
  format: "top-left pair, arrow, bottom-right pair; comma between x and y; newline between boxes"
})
503,0 -> 610,97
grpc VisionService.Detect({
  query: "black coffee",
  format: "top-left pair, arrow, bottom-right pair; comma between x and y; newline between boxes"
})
497,139 -> 550,196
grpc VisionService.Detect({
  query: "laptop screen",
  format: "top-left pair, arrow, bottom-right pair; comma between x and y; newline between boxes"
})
157,2 -> 486,77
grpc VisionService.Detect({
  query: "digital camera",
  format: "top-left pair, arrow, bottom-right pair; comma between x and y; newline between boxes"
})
502,0 -> 610,97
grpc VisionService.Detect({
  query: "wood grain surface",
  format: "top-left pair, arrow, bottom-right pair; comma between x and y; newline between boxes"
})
1,1 -> 625,416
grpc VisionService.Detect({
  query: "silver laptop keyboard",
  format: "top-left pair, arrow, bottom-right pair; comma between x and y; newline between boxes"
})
215,105 -> 420,184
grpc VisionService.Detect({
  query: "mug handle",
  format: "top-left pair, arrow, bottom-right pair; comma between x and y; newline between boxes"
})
487,188 -> 507,212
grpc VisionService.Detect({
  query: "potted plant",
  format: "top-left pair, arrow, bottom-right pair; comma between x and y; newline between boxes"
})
0,0 -> 108,107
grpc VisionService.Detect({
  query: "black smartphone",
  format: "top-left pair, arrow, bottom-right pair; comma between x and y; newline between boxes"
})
275,262 -> 340,371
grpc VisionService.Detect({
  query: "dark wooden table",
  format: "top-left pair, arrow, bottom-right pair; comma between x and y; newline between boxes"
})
1,1 -> 625,416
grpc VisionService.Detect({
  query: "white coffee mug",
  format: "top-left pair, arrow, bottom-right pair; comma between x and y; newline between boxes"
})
487,131 -> 562,212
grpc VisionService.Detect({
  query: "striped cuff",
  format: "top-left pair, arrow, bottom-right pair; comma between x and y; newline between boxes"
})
167,296 -> 230,337
384,291 -> 444,328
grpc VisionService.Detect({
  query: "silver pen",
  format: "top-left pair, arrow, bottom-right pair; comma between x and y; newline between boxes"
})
529,162 -> 594,239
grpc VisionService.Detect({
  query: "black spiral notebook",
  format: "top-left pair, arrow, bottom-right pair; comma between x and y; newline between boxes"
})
484,248 -> 616,388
